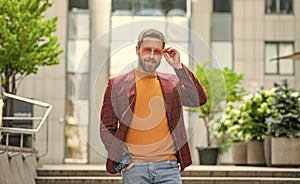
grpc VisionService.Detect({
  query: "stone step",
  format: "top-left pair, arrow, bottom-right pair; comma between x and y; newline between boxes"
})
35,176 -> 300,184
37,165 -> 300,178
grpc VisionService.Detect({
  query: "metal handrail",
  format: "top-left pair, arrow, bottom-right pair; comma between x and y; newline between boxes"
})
0,92 -> 52,158
3,117 -> 42,121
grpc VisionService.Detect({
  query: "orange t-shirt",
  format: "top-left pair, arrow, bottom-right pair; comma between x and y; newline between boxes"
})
125,69 -> 176,162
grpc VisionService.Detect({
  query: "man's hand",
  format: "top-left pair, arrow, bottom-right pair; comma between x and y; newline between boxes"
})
121,162 -> 134,172
163,47 -> 182,69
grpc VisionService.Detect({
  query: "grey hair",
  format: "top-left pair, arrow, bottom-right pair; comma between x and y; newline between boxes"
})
137,29 -> 165,48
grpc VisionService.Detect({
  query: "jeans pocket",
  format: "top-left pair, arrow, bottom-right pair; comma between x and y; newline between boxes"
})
167,159 -> 179,168
122,163 -> 135,173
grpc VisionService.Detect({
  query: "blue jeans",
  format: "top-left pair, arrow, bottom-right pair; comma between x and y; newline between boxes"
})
121,159 -> 182,184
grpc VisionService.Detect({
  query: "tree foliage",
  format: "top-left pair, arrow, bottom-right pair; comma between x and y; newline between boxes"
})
0,0 -> 63,94
194,61 -> 246,124
192,61 -> 247,145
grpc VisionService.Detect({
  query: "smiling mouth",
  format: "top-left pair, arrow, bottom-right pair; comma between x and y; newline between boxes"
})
145,61 -> 155,65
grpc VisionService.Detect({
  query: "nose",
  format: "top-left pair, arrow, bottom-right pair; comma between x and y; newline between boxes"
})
149,49 -> 154,58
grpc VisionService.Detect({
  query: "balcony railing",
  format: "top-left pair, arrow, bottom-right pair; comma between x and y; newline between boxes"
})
0,92 -> 52,159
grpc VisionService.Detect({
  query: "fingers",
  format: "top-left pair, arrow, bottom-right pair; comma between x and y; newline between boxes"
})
121,162 -> 134,172
162,47 -> 181,69
163,47 -> 178,58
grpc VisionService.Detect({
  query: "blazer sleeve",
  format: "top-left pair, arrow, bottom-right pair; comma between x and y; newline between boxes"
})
100,79 -> 119,152
174,64 -> 207,107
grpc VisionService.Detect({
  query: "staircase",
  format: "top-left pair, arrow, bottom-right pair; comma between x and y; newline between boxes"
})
36,165 -> 300,184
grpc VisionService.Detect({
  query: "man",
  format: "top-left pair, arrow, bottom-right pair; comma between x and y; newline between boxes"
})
100,29 -> 207,184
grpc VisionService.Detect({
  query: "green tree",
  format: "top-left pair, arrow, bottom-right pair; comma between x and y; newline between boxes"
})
0,0 -> 63,123
0,0 -> 63,94
192,61 -> 247,146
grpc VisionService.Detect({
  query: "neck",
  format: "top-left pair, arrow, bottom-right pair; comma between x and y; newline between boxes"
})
135,68 -> 157,79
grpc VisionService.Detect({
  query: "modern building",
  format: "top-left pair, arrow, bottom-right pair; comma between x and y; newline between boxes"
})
14,0 -> 300,165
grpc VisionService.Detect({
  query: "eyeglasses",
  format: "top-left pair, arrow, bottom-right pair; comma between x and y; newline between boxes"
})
141,47 -> 163,56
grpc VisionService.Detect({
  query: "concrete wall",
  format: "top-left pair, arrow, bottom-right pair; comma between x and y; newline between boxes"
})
0,146 -> 38,184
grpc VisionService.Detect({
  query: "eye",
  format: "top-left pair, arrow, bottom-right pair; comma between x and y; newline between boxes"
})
154,49 -> 162,56
142,48 -> 152,54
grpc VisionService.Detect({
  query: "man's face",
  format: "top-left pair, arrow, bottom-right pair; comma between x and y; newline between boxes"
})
136,37 -> 164,73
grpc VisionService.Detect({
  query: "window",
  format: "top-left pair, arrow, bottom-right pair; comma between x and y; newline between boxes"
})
280,0 -> 293,14
67,40 -> 90,73
265,42 -> 294,75
111,0 -> 186,16
69,0 -> 88,10
211,42 -> 233,69
65,0 -> 90,163
265,0 -> 276,13
112,0 -> 131,15
213,0 -> 232,13
211,14 -> 233,69
265,0 -> 293,14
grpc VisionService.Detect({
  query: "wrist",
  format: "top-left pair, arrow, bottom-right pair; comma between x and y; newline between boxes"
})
173,63 -> 182,69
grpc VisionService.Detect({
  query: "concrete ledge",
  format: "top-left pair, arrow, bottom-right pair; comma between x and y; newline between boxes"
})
181,178 -> 300,184
37,164 -> 300,178
35,176 -> 300,184
36,176 -> 122,184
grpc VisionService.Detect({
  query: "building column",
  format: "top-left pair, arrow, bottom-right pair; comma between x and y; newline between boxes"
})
88,0 -> 111,164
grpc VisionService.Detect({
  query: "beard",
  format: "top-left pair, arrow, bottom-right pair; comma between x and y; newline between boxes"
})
138,57 -> 161,73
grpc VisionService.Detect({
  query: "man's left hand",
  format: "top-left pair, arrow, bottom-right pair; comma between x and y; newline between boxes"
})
163,47 -> 182,69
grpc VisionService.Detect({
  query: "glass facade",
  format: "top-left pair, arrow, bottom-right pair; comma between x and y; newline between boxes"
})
211,6 -> 233,69
65,0 -> 90,163
110,0 -> 190,77
112,0 -> 187,16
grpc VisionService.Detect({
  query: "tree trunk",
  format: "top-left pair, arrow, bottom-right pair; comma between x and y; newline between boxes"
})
3,72 -> 17,127
204,118 -> 210,147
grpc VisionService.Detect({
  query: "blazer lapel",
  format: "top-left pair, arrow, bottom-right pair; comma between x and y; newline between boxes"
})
119,70 -> 136,125
157,74 -> 174,121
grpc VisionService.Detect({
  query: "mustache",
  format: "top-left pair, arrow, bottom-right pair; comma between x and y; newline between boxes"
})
142,58 -> 155,62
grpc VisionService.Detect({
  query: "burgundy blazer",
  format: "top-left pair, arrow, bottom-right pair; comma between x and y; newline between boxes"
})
100,64 -> 207,174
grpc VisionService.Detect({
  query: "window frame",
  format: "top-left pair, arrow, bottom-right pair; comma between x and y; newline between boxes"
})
265,0 -> 294,15
264,42 -> 295,76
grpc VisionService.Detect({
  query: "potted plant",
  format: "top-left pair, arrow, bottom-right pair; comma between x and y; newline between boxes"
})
215,102 -> 248,165
264,83 -> 300,166
216,89 -> 274,165
239,89 -> 275,165
192,62 -> 246,165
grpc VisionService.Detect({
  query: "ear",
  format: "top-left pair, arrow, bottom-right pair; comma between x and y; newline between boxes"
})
136,45 -> 139,55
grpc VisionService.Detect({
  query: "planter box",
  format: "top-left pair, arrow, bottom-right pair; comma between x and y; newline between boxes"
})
219,141 -> 266,166
217,146 -> 233,165
218,142 -> 248,165
264,137 -> 300,166
247,140 -> 265,166
232,142 -> 247,165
